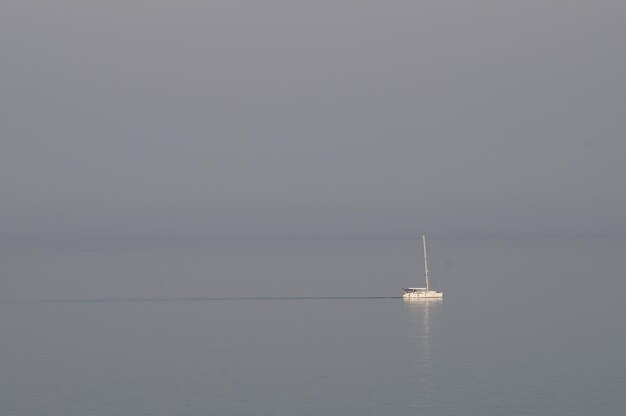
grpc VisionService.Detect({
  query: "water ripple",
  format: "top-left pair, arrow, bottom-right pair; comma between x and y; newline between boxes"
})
1,296 -> 401,305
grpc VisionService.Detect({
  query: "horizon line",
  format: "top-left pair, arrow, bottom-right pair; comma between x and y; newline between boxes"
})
2,231 -> 625,241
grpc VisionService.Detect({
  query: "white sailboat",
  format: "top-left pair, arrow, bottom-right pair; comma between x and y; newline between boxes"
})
403,235 -> 443,299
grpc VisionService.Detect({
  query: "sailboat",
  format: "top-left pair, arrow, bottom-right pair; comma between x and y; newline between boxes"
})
403,235 -> 443,299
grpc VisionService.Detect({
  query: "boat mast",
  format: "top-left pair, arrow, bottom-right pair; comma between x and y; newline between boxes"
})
422,235 -> 429,291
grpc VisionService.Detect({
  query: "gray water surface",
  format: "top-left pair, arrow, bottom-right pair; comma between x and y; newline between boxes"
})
1,237 -> 625,415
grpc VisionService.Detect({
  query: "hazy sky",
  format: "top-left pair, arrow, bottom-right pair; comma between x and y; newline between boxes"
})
2,1 -> 625,237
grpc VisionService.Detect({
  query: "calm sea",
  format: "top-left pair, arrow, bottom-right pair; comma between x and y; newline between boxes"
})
1,236 -> 625,415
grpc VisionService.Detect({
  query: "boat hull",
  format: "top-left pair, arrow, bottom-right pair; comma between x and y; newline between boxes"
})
402,291 -> 443,299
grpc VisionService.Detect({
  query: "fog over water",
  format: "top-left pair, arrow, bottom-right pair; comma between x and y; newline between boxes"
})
2,1 -> 625,237
3,5 -> 626,414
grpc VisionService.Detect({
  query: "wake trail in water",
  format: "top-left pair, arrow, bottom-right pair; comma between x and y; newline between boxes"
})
1,296 -> 401,305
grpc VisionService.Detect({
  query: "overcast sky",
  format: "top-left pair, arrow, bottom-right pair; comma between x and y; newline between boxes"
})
1,1 -> 625,237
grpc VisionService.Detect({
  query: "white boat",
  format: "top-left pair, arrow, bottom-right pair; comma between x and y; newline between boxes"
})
403,235 -> 443,299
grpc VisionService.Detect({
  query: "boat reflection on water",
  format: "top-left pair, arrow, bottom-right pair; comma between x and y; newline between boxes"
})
402,298 -> 442,366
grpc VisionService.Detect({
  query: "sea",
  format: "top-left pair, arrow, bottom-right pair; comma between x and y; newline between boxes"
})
1,236 -> 625,415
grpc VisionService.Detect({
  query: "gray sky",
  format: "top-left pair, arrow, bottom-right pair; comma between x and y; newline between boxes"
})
2,0 -> 625,237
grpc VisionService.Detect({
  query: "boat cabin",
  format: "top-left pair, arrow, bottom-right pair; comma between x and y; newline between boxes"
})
403,287 -> 427,294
